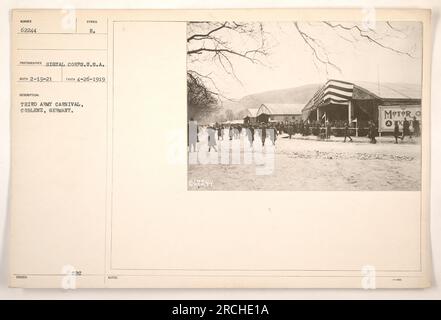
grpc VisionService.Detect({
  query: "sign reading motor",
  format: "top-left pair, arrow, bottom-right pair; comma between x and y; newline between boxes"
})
378,105 -> 421,132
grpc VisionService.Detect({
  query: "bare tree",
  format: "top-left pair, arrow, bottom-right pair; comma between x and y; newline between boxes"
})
187,21 -> 418,119
187,71 -> 219,120
225,109 -> 235,121
187,21 -> 268,74
187,21 -> 270,120
293,21 -> 417,75
236,109 -> 248,120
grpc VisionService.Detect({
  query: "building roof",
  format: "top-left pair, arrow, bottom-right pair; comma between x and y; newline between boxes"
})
258,103 -> 305,115
245,108 -> 259,117
353,81 -> 421,100
302,79 -> 421,113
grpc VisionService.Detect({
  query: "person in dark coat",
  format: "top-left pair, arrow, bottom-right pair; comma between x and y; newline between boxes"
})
393,121 -> 400,144
228,126 -> 234,140
246,125 -> 254,147
401,117 -> 411,140
369,121 -> 377,144
326,121 -> 332,139
288,123 -> 293,139
304,122 -> 310,136
217,125 -> 223,140
261,123 -> 267,146
278,123 -> 284,135
343,121 -> 353,142
412,116 -> 420,137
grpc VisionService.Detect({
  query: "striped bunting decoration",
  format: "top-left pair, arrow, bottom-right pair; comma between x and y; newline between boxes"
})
314,80 -> 354,106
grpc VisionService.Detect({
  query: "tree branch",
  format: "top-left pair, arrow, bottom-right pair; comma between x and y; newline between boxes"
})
294,22 -> 342,74
323,21 -> 415,58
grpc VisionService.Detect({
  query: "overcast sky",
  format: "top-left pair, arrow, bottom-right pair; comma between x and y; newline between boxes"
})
188,21 -> 422,100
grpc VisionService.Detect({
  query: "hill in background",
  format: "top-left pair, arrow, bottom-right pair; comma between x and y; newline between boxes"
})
221,83 -> 321,115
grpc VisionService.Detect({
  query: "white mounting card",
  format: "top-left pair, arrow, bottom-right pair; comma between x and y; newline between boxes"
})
9,8 -> 431,288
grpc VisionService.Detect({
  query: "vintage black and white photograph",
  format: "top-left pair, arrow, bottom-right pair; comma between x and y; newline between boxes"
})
187,20 -> 422,191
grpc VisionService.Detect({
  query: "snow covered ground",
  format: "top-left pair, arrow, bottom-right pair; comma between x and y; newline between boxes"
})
188,128 -> 421,191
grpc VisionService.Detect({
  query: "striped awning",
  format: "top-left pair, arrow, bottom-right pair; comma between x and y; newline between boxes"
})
302,80 -> 421,121
316,80 -> 353,106
304,80 -> 353,112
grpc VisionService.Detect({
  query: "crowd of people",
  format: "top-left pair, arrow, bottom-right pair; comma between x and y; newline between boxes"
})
393,116 -> 420,144
188,116 -> 421,152
206,123 -> 278,152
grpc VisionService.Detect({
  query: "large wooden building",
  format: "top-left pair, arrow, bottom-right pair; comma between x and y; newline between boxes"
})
243,108 -> 259,124
301,79 -> 421,132
256,103 -> 304,123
